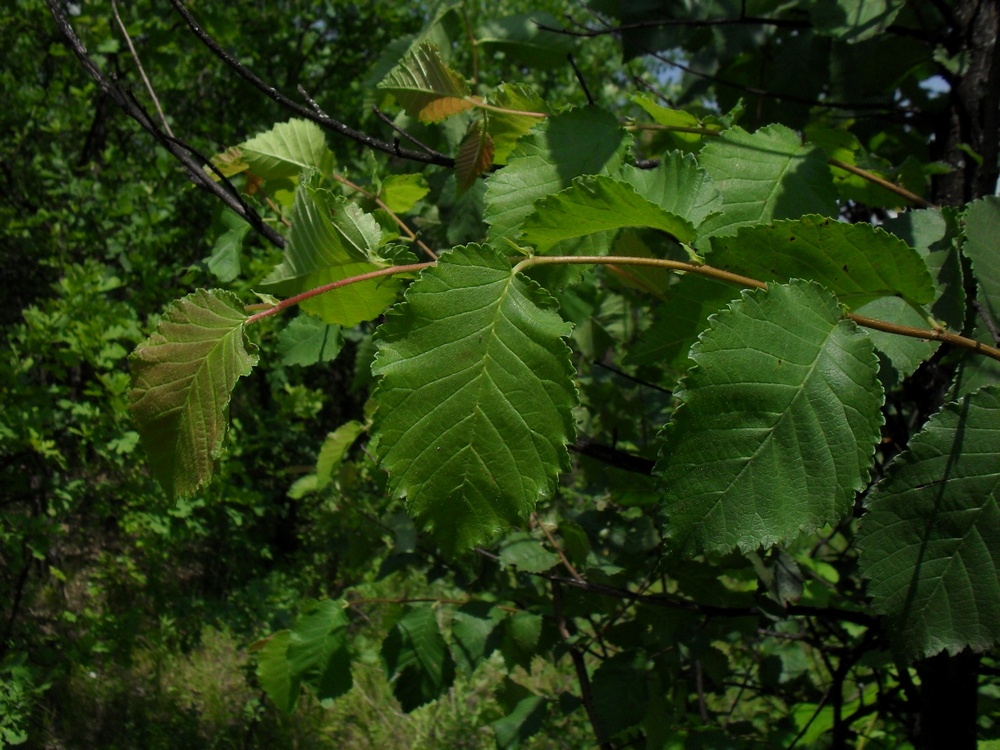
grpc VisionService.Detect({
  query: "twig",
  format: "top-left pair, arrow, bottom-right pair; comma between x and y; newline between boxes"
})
45,0 -> 286,249
828,158 -> 935,208
168,0 -> 454,168
567,53 -> 594,106
532,513 -> 583,581
973,299 -> 1000,346
370,104 -> 442,157
111,0 -> 173,137
553,581 -> 613,750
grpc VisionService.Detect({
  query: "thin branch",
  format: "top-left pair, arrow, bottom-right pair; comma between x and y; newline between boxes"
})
567,53 -> 594,106
45,0 -> 286,249
533,513 -> 583,582
111,0 -> 173,137
973,299 -> 1000,346
371,104 -> 443,157
168,0 -> 455,168
828,158 -> 935,208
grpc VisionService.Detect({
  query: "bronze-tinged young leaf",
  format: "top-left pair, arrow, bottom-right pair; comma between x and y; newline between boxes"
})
657,280 -> 883,555
456,121 -> 495,192
858,385 -> 1000,660
371,245 -> 577,553
128,289 -> 258,499
377,41 -> 473,122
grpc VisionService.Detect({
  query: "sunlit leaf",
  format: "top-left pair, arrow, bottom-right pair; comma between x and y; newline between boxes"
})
485,83 -> 548,164
858,386 -> 1000,659
379,173 -> 430,213
377,41 -> 473,122
128,289 -> 258,499
477,12 -> 575,68
621,152 -> 723,233
372,245 -> 576,552
239,119 -> 335,180
657,280 -> 883,554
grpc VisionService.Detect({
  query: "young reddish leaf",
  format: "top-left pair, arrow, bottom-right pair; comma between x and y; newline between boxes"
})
456,120 -> 495,192
377,41 -> 473,122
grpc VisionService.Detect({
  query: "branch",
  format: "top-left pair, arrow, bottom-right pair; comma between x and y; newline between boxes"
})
46,0 -> 287,249
111,0 -> 173,137
168,0 -> 455,169
332,173 -> 437,260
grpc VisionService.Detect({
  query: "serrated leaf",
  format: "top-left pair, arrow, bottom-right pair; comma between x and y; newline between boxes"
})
315,420 -> 365,490
382,606 -> 455,711
372,245 -> 577,553
499,532 -> 560,573
451,603 -> 504,674
520,174 -> 695,251
206,146 -> 248,179
657,281 -> 883,555
963,197 -> 1000,333
256,631 -> 299,713
853,295 -> 937,387
379,173 -> 430,213
477,12 -> 575,69
205,208 -> 249,282
485,84 -> 548,164
485,106 -> 630,242
287,600 -> 353,702
456,120 -> 494,192
377,41 -> 473,122
129,289 -> 258,499
858,386 -> 1000,659
239,119 -> 335,180
810,0 -> 905,43
277,314 -> 343,367
632,93 -> 719,151
261,175 -> 399,326
493,695 -> 547,749
621,152 -> 723,233
697,125 -> 838,239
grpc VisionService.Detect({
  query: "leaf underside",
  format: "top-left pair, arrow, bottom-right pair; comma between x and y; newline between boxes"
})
372,244 -> 576,553
128,289 -> 258,499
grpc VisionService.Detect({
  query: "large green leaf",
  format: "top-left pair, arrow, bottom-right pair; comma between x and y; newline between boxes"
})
858,386 -> 1000,659
128,289 -> 258,499
377,41 -> 473,122
372,244 -> 576,552
485,106 -> 630,242
963,197 -> 1000,334
657,281 -> 883,554
697,125 -> 838,239
519,174 -> 695,251
256,631 -> 299,713
381,605 -> 455,711
239,119 -> 335,180
287,599 -> 353,702
477,12 -> 575,69
261,175 -> 400,326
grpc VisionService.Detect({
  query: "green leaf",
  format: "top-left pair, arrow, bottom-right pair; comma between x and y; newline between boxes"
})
377,41 -> 473,122
484,84 -> 548,164
372,245 -> 577,553
477,12 -> 575,69
499,532 -> 560,573
206,208 -> 250,282
963,197 -> 1000,335
276,315 -> 343,367
708,217 -> 935,308
697,125 -> 838,239
621,152 -> 723,233
810,0 -> 905,43
239,119 -> 335,180
382,606 -> 455,711
485,106 -> 630,242
379,173 -> 430,213
520,174 -> 696,251
128,289 -> 258,499
657,281 -> 883,554
261,175 -> 400,326
287,600 -> 353,702
858,386 -> 1000,659
493,696 -> 547,749
256,630 -> 299,713
451,602 -> 504,674
591,652 -> 649,738
315,420 -> 365,490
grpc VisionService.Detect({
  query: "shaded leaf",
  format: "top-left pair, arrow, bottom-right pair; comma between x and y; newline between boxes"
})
379,173 -> 430,213
520,174 -> 695,251
810,0 -> 905,43
382,606 -> 455,711
858,386 -> 1000,659
377,41 -> 473,122
697,125 -> 838,239
499,532 -> 560,573
315,420 -> 365,490
621,152 -> 723,233
657,281 -> 883,554
963,197 -> 1000,335
256,631 -> 299,713
493,696 -> 548,749
287,600 -> 353,702
372,245 -> 576,553
206,208 -> 249,282
277,314 -> 343,367
129,289 -> 258,499
477,12 -> 575,69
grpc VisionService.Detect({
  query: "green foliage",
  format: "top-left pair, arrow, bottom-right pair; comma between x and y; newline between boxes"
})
8,0 -> 1000,747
